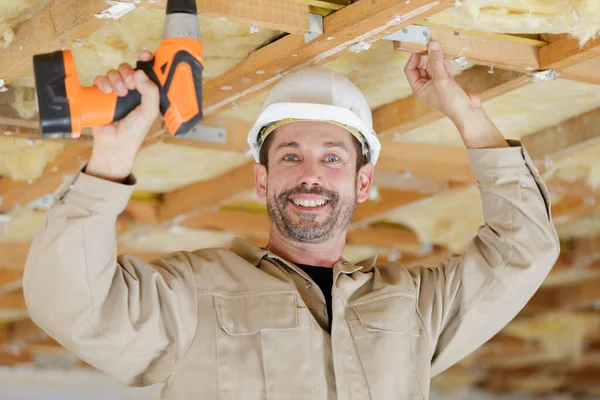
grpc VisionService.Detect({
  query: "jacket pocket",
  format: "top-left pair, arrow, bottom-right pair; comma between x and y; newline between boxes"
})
348,294 -> 424,400
214,292 -> 315,399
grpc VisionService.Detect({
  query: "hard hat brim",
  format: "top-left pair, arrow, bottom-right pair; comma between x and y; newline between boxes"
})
247,103 -> 380,165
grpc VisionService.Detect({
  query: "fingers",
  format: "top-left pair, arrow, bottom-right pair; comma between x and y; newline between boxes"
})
428,41 -> 449,82
133,70 -> 159,119
118,63 -> 136,91
404,53 -> 424,92
139,50 -> 154,62
107,69 -> 128,96
94,76 -> 112,94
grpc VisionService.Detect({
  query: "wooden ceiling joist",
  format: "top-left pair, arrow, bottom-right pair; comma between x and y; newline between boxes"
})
0,144 -> 91,212
372,66 -> 529,138
0,0 -> 113,84
522,106 -> 600,162
392,21 -> 544,73
158,160 -> 256,222
202,0 -> 455,116
539,34 -> 600,71
139,0 -> 311,35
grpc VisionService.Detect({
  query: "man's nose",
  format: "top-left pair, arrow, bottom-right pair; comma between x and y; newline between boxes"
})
299,161 -> 323,186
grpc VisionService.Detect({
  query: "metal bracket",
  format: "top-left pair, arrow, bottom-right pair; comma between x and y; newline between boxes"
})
384,24 -> 430,44
304,13 -> 324,43
178,124 -> 227,144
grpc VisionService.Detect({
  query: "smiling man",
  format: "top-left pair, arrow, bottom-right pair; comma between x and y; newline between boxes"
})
24,42 -> 559,399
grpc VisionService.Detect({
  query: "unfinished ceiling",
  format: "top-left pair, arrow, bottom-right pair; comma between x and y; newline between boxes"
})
1,0 -> 600,398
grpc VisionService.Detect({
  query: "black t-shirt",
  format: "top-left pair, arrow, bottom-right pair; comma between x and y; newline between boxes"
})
296,264 -> 334,332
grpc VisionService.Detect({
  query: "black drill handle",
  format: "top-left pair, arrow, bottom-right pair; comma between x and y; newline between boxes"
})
111,60 -> 166,123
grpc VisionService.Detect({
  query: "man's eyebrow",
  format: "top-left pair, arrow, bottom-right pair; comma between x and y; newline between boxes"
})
323,141 -> 348,150
274,141 -> 300,152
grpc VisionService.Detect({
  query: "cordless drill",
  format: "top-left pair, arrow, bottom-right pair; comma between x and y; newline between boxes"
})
33,0 -> 204,138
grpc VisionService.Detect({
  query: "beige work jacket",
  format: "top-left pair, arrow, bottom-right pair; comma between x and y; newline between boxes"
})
23,140 -> 559,399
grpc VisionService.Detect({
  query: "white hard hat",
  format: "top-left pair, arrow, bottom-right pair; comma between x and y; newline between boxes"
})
247,67 -> 381,165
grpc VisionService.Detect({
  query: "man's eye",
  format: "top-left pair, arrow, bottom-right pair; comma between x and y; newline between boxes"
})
283,155 -> 298,162
324,155 -> 340,162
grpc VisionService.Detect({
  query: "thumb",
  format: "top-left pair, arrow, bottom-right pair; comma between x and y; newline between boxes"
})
133,70 -> 160,119
428,41 -> 449,82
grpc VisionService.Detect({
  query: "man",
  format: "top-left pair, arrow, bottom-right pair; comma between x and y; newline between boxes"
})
24,41 -> 559,399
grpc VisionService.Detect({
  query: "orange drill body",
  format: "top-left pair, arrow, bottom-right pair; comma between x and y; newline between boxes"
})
34,0 -> 203,138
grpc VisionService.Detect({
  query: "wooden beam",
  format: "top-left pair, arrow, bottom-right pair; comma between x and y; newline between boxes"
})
202,0 -> 454,116
346,225 -> 422,254
163,115 -> 253,153
372,66 -> 529,137
0,144 -> 91,211
182,209 -> 271,236
393,22 -> 543,73
0,0 -> 113,84
521,107 -> 600,162
139,0 -> 310,35
352,187 -> 430,223
0,292 -> 26,310
525,275 -> 600,313
376,139 -> 475,182
159,160 -> 256,222
0,242 -> 31,271
539,34 -> 600,71
559,55 -> 600,85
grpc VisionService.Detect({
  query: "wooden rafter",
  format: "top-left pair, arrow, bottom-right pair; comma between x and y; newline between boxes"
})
202,0 -> 455,116
392,21 -> 544,73
138,0 -> 311,35
0,0 -> 112,84
372,66 -> 530,137
539,34 -> 600,71
0,144 -> 91,211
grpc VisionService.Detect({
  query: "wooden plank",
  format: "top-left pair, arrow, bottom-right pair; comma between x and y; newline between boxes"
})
139,0 -> 310,35
0,144 -> 91,211
352,187 -> 430,223
539,34 -> 600,71
346,225 -> 422,253
202,0 -> 454,116
393,22 -> 542,73
159,160 -> 256,221
0,0 -> 113,84
522,107 -> 600,162
0,292 -> 26,310
376,139 -> 475,182
0,270 -> 24,294
0,242 -> 31,271
372,67 -> 529,137
559,56 -> 600,85
525,275 -> 600,313
163,115 -> 253,153
182,209 -> 271,236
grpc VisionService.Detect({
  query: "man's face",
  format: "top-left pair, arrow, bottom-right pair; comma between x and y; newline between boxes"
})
255,121 -> 373,244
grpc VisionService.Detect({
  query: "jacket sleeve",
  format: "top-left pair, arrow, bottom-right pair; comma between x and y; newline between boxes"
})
409,140 -> 560,377
22,170 -> 198,386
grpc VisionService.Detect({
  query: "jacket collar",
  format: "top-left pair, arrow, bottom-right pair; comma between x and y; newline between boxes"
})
229,237 -> 269,267
229,237 -> 378,272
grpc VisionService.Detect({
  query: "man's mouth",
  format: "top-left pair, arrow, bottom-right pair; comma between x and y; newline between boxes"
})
289,198 -> 330,208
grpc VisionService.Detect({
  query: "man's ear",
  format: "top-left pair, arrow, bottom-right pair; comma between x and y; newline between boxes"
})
355,162 -> 374,203
255,163 -> 268,202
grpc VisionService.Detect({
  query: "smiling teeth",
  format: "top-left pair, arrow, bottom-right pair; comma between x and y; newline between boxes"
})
293,199 -> 327,207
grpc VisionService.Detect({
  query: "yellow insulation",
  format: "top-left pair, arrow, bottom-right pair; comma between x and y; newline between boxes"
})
0,137 -> 64,182
132,142 -> 250,193
430,0 -> 600,45
542,141 -> 600,191
118,224 -> 235,254
397,79 -> 600,146
384,185 -> 483,252
0,0 -> 50,49
502,312 -> 600,364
